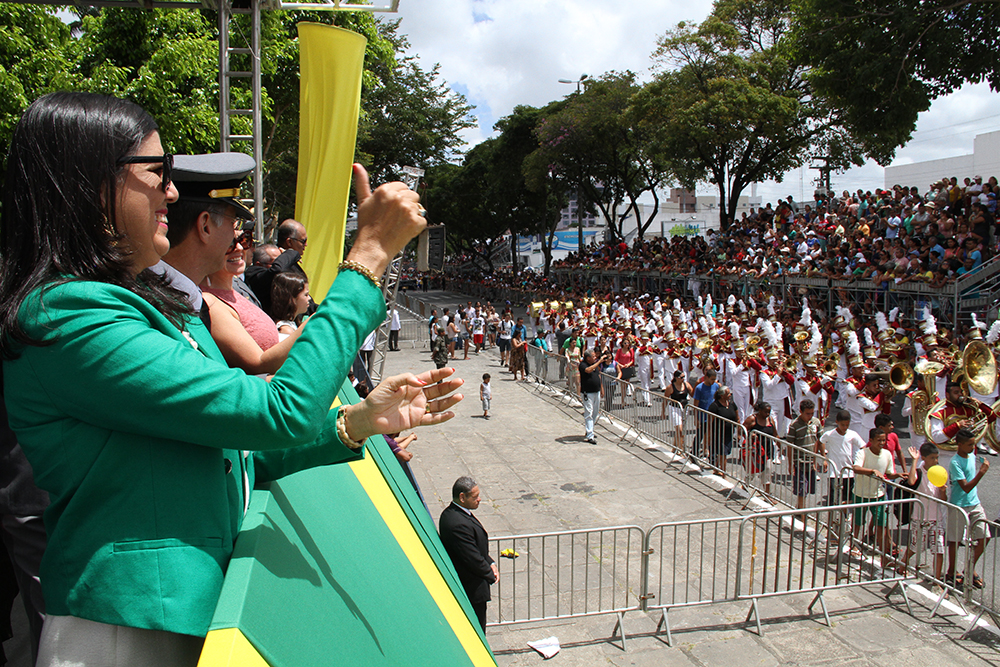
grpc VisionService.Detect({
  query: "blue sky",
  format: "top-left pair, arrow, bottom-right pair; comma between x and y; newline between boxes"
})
395,0 -> 1000,205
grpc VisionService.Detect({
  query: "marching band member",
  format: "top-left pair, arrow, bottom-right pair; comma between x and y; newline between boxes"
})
842,331 -> 868,430
726,322 -> 755,422
758,320 -> 794,438
928,382 -> 997,447
859,374 -> 892,436
635,332 -> 654,406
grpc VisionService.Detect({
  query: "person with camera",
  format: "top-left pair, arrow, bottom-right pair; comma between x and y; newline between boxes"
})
580,349 -> 605,444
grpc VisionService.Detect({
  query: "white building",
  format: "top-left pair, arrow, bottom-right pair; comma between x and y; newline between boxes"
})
884,129 -> 1000,189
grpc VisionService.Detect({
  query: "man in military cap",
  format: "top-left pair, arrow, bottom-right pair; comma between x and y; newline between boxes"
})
152,153 -> 255,322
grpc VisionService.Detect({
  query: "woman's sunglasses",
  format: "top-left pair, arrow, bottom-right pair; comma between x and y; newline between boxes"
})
118,154 -> 173,192
229,224 -> 255,253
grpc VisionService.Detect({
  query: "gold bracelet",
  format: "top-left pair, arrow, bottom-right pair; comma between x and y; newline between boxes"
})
339,260 -> 382,291
336,406 -> 366,451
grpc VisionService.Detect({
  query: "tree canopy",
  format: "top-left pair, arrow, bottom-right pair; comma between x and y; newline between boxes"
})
633,0 -> 897,229
0,6 -> 474,233
789,0 -> 1000,153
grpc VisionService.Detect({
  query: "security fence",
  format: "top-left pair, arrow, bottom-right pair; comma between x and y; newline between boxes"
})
488,498 -> 932,647
488,526 -> 644,647
441,257 -> 1000,325
395,318 -> 429,348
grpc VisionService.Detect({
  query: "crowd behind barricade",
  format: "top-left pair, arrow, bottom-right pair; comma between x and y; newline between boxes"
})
421,282 -> 1000,602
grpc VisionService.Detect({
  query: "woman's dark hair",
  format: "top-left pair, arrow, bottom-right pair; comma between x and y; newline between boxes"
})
0,92 -> 191,358
270,272 -> 308,322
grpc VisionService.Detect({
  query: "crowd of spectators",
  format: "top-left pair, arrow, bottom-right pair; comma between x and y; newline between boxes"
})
552,180 -> 998,283
442,178 -> 1000,307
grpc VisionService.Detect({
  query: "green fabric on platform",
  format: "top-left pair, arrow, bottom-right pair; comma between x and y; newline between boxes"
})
209,384 -> 494,666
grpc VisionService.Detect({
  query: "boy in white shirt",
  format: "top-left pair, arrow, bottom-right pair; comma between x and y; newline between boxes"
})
480,373 -> 492,420
817,410 -> 866,507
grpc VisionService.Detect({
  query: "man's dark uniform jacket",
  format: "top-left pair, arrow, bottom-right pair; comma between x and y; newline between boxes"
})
439,503 -> 496,604
244,248 -> 306,315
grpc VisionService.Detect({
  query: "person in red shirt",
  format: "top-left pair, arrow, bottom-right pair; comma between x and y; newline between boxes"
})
874,413 -> 908,476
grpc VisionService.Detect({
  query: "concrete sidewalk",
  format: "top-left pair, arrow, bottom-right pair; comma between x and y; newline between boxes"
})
381,298 -> 1000,667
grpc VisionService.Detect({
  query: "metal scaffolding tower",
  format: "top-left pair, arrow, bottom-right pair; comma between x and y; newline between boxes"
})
218,0 -> 265,235
369,165 -> 423,384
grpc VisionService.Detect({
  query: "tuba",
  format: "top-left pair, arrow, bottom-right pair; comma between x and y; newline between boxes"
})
987,398 -> 1000,453
963,340 -> 997,396
889,361 -> 914,392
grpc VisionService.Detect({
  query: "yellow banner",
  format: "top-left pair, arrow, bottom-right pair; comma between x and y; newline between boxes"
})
295,23 -> 367,303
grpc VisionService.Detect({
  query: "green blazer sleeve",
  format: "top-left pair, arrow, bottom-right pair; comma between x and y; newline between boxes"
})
12,270 -> 384,452
3,269 -> 384,636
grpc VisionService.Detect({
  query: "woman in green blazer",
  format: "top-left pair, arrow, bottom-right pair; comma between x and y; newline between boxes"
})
0,92 -> 462,665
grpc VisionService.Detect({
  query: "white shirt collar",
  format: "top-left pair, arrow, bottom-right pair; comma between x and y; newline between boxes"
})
151,260 -> 203,310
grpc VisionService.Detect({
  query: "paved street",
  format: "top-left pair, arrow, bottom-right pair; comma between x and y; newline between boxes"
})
386,289 -> 1000,667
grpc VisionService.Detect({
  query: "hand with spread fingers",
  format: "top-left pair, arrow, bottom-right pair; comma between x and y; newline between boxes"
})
344,367 -> 464,441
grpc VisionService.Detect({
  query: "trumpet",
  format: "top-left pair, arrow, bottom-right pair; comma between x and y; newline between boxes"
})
784,356 -> 798,372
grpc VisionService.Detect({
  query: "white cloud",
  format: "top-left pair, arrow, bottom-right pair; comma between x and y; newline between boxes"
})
395,1 -> 1000,204
397,0 -> 712,145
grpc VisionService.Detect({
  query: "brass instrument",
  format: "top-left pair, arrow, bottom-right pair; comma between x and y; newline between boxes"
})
963,340 -> 997,396
889,361 -> 914,391
987,398 -> 1000,453
784,356 -> 798,372
695,336 -> 713,350
914,358 -> 945,375
828,352 -> 840,368
793,330 -> 810,343
746,335 -> 761,348
822,358 -> 839,376
869,358 -> 891,372
923,396 -> 991,451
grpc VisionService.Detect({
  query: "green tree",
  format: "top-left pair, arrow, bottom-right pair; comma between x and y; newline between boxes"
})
633,0 -> 889,230
0,5 -> 77,174
789,0 -> 1000,155
0,7 -> 472,234
533,72 -> 672,243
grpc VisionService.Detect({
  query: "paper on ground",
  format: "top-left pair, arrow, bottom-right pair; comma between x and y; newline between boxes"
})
526,636 -> 560,659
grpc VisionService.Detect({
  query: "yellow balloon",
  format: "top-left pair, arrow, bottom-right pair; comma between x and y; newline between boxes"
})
927,464 -> 948,488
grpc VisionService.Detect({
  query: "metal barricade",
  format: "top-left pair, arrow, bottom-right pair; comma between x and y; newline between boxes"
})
395,318 -> 428,348
836,467 -> 980,616
616,387 -> 686,455
742,431 -> 833,511
643,498 -> 921,645
488,526 -> 645,647
964,517 -> 1000,637
734,499 -> 920,636
682,403 -> 749,480
642,516 -> 746,645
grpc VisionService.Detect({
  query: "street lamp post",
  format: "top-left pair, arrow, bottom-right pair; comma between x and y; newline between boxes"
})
558,75 -> 588,254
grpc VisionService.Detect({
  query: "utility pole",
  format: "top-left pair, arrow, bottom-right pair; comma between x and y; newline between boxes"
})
558,75 -> 588,254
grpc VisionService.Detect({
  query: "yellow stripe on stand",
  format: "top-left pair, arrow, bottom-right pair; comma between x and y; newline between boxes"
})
348,455 -> 496,666
199,628 -> 269,667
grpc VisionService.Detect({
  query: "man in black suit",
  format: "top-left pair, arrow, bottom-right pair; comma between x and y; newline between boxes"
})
439,477 -> 497,632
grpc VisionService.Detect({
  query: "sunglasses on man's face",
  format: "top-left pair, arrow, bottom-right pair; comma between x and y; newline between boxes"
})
118,154 -> 173,192
229,224 -> 255,253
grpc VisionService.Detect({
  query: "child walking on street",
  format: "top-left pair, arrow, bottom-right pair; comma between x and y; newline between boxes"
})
480,373 -> 492,420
